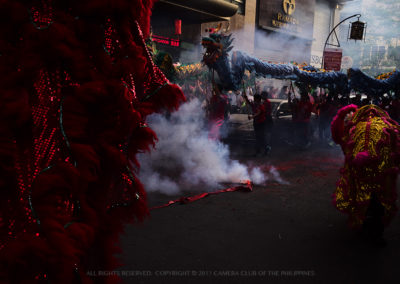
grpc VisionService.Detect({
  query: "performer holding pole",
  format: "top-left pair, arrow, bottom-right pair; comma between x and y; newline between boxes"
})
242,91 -> 268,156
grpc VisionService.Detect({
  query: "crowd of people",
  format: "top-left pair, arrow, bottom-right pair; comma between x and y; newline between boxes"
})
179,78 -> 400,156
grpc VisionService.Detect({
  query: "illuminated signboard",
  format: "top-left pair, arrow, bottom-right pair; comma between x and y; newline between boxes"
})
152,35 -> 180,47
258,0 -> 315,39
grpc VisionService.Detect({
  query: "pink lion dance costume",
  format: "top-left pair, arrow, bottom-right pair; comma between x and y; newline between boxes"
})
331,104 -> 400,239
0,0 -> 185,283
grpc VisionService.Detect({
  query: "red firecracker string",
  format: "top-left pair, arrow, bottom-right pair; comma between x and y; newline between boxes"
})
150,180 -> 253,210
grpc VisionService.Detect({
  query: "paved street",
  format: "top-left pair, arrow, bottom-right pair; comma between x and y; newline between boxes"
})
119,119 -> 400,284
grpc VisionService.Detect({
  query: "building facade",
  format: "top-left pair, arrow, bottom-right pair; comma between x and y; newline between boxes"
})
150,0 -> 239,63
151,0 -> 348,66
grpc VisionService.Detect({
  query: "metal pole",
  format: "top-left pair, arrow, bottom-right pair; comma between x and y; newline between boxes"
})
321,13 -> 361,69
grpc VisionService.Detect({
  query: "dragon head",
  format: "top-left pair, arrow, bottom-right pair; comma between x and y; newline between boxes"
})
201,32 -> 233,67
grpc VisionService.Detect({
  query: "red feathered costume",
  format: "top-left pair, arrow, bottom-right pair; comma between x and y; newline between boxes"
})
0,1 -> 185,283
331,104 -> 400,230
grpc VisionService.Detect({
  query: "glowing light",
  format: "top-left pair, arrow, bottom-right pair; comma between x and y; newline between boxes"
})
152,35 -> 180,47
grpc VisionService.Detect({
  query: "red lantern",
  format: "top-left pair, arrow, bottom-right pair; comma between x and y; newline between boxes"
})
174,19 -> 181,35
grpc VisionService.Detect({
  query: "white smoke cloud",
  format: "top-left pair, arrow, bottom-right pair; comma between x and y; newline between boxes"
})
269,165 -> 290,185
229,25 -> 314,64
137,99 -> 287,195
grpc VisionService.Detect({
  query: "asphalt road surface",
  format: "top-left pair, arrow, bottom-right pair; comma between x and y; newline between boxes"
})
118,116 -> 400,284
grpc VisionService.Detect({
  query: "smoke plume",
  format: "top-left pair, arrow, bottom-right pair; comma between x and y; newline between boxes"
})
137,99 -> 286,195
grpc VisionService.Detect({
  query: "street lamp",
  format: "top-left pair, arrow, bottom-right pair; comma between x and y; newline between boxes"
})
348,18 -> 366,41
321,14 -> 366,69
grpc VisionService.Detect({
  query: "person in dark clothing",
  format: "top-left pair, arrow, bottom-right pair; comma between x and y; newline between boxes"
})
243,93 -> 268,156
289,89 -> 313,148
288,92 -> 299,145
261,91 -> 273,154
390,93 -> 400,123
379,95 -> 391,113
362,192 -> 385,244
297,94 -> 313,147
361,96 -> 371,106
351,93 -> 362,107
317,95 -> 336,144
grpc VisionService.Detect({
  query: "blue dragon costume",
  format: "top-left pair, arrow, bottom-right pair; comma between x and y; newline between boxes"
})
201,33 -> 400,97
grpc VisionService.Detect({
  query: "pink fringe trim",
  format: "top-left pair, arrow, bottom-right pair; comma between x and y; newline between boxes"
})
331,104 -> 358,145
